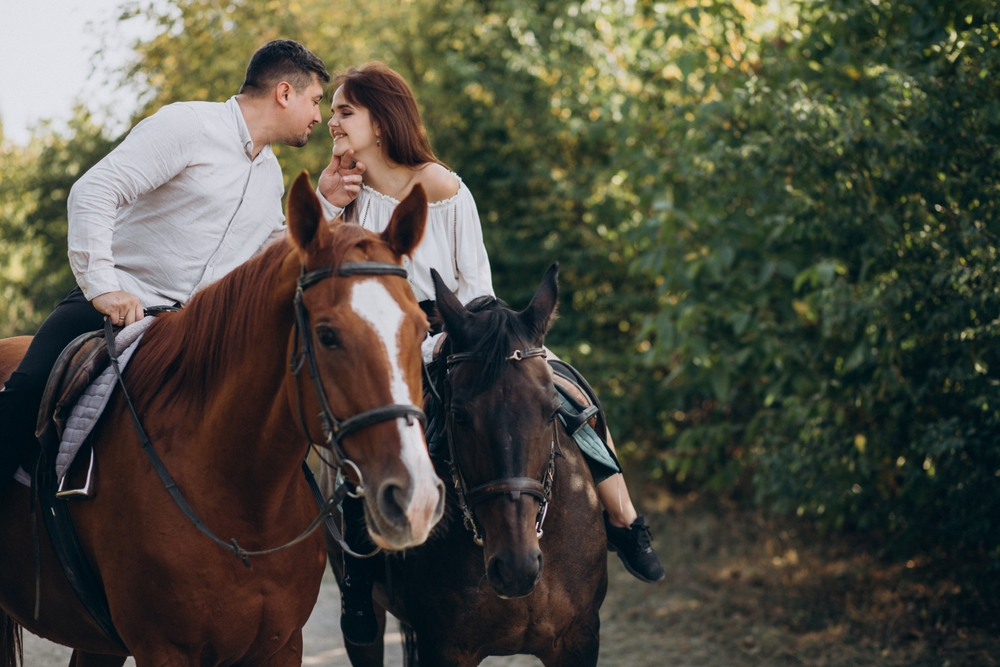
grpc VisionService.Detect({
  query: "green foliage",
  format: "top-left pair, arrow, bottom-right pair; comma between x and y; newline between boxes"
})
631,0 -> 1000,568
3,0 -> 998,575
0,110 -> 118,336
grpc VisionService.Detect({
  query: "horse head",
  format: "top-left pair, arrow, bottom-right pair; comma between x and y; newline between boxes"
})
285,172 -> 444,550
433,263 -> 561,598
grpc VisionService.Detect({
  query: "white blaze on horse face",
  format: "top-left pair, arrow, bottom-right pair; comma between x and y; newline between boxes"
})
349,280 -> 439,538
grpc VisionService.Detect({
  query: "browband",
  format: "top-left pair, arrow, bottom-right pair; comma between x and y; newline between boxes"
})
299,262 -> 408,290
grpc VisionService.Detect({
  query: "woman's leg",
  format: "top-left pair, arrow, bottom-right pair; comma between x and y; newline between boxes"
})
543,347 -> 665,582
597,426 -> 665,583
596,428 -> 639,527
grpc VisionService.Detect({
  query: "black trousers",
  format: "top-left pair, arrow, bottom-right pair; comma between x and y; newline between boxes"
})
0,288 -> 104,481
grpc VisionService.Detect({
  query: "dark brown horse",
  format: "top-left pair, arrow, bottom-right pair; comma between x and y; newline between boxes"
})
0,173 -> 444,667
324,264 -> 608,667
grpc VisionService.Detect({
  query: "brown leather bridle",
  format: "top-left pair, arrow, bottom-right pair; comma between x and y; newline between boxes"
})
443,347 -> 556,547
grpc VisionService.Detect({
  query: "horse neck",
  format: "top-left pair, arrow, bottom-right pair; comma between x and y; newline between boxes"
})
160,251 -> 304,501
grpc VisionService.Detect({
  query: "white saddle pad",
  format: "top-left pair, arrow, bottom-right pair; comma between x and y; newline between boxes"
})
14,316 -> 155,487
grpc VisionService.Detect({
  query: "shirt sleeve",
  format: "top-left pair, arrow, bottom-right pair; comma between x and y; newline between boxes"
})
67,104 -> 202,300
255,225 -> 287,255
317,191 -> 345,222
453,184 -> 495,305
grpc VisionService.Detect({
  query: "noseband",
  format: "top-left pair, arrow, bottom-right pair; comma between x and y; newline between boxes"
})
444,347 -> 556,547
291,261 -> 427,495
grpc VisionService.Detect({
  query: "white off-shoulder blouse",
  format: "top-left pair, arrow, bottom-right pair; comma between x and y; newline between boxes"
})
319,176 -> 494,305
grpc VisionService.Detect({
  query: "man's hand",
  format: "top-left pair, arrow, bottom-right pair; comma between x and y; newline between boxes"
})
318,148 -> 366,209
91,291 -> 144,327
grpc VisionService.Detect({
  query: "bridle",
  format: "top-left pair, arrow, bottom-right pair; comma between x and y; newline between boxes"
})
443,347 -> 556,547
103,260 -> 426,567
290,261 -> 426,494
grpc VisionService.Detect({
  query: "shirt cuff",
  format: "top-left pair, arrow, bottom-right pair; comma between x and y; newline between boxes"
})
317,191 -> 344,221
422,333 -> 444,365
78,269 -> 121,301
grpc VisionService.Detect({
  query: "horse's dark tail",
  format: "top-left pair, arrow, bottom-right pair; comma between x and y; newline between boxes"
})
1,611 -> 22,667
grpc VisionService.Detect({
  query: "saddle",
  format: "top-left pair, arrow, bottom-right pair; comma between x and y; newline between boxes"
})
35,330 -> 110,446
32,330 -> 112,497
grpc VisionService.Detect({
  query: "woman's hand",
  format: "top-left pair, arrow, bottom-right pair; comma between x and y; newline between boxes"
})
318,148 -> 366,208
91,291 -> 144,327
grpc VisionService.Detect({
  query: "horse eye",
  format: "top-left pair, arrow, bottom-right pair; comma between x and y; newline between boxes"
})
450,408 -> 472,427
316,325 -> 341,349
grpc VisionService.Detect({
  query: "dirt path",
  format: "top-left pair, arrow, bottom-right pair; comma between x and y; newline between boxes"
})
22,498 -> 999,666
22,567 -> 537,667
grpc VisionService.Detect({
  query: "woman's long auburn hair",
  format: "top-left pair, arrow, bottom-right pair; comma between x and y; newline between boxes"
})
336,62 -> 448,222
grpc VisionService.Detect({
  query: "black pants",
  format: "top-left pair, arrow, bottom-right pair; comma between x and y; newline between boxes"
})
0,288 -> 104,481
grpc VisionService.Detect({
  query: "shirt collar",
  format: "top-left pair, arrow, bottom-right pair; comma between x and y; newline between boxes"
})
227,96 -> 259,160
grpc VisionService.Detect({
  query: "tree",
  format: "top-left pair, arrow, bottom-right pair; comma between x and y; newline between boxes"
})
0,111 -> 118,336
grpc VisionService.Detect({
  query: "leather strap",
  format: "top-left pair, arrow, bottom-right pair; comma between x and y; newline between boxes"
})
465,477 -> 547,507
35,446 -> 128,650
298,262 -> 407,289
102,317 -> 342,568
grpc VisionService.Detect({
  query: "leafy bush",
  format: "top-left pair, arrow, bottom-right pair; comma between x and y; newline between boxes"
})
631,0 -> 1000,569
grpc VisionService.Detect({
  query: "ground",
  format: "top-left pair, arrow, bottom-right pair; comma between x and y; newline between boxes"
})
23,494 -> 999,666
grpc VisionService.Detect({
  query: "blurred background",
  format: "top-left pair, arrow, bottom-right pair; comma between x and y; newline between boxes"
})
2,0 -> 999,662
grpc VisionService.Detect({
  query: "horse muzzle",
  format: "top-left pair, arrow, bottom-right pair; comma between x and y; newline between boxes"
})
365,470 -> 445,550
486,546 -> 544,599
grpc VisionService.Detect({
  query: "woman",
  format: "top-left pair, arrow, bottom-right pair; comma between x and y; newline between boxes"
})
318,62 -> 663,647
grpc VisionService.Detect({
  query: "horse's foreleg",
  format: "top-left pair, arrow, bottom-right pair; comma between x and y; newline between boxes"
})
258,630 -> 305,667
343,604 -> 386,667
537,612 -> 600,667
68,651 -> 127,667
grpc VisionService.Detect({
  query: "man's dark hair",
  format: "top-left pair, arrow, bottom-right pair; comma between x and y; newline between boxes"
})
240,40 -> 330,97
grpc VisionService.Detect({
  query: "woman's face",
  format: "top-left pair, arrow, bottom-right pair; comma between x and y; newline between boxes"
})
328,86 -> 379,158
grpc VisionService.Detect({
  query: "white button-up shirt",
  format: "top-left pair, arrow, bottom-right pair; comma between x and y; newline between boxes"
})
67,96 -> 286,307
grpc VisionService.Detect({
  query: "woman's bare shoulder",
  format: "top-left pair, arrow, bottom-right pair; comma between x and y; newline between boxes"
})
414,163 -> 461,204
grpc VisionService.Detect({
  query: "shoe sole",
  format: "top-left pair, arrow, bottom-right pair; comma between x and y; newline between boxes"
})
607,542 -> 666,583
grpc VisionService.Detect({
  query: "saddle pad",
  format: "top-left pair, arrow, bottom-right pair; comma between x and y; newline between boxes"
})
554,384 -> 620,484
14,316 -> 155,487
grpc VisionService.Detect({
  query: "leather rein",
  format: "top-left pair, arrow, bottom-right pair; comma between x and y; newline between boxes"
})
444,347 -> 556,547
104,261 -> 424,566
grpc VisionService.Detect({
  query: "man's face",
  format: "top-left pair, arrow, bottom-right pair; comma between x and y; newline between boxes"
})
280,76 -> 324,148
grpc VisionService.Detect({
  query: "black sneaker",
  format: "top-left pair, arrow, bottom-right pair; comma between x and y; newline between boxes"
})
604,511 -> 666,583
339,563 -> 378,646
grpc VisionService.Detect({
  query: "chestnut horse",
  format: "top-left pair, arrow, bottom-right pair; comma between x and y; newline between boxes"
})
324,264 -> 608,667
0,173 -> 444,667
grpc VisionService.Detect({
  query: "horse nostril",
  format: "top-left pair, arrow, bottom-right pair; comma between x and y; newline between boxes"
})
378,482 -> 410,526
488,554 -> 508,584
433,479 -> 446,518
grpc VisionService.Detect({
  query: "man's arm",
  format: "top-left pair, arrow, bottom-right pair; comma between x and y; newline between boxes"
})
317,149 -> 365,214
67,104 -> 200,325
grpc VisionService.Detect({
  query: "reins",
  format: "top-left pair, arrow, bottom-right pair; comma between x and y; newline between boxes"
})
443,347 -> 556,547
289,260 -> 426,558
103,260 -> 425,566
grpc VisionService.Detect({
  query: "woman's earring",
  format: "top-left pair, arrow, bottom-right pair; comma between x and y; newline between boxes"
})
377,138 -> 381,147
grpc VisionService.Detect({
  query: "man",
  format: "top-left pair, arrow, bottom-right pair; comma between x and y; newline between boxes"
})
0,39 -> 362,487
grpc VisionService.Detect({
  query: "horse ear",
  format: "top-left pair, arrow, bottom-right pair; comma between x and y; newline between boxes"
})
287,171 -> 330,252
432,268 -> 471,339
381,184 -> 427,257
519,262 -> 559,341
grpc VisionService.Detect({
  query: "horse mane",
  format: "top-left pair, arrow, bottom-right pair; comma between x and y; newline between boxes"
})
451,295 -> 536,396
127,224 -> 372,410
